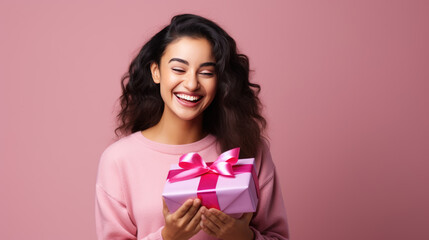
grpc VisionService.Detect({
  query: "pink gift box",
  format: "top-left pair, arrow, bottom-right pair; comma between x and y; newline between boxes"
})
162,158 -> 259,214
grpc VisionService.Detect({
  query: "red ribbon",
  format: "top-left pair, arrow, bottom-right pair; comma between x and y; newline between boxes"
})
166,148 -> 260,210
168,148 -> 240,182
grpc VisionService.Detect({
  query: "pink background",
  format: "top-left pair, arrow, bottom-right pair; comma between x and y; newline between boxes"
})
1,1 -> 428,239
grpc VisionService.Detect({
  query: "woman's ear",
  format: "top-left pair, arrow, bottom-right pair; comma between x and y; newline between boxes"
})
150,62 -> 161,84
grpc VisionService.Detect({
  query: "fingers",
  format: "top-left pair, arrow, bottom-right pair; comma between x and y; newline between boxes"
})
188,207 -> 204,234
200,207 -> 226,231
179,198 -> 201,223
201,213 -> 220,235
200,208 -> 254,240
201,221 -> 217,236
173,199 -> 195,218
206,208 -> 230,225
162,198 -> 203,240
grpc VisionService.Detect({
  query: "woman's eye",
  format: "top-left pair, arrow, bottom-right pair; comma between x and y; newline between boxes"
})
172,68 -> 185,73
200,71 -> 214,76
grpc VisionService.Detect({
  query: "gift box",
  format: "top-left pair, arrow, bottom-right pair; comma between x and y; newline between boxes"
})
162,148 -> 259,214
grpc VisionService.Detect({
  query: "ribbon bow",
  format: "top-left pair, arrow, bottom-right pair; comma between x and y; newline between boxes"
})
169,148 -> 240,183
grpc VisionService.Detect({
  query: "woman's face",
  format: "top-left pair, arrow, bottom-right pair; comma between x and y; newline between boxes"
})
151,36 -> 217,122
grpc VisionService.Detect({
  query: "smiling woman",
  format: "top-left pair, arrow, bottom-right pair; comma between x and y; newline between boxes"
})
149,37 -> 217,126
95,14 -> 289,240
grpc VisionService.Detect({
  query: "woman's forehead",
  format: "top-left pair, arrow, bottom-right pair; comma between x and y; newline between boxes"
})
162,37 -> 215,64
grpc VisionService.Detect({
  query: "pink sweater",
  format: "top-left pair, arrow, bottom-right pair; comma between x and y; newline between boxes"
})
95,132 -> 289,239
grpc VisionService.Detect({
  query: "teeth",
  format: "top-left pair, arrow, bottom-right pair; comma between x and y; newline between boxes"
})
176,94 -> 201,102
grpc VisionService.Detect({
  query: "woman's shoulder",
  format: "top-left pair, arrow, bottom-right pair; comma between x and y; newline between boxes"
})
255,138 -> 273,166
254,138 -> 277,187
96,132 -> 150,187
99,132 -> 143,163
96,133 -> 145,201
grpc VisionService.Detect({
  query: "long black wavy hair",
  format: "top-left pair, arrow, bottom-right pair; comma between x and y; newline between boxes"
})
115,14 -> 266,158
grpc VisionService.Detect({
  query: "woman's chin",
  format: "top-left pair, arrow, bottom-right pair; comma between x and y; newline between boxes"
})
175,113 -> 203,122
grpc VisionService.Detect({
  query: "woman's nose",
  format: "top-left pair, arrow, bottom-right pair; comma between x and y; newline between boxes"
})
183,72 -> 200,91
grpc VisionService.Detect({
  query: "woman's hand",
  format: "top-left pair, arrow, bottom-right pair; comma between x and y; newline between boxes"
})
200,206 -> 254,240
162,198 -> 203,240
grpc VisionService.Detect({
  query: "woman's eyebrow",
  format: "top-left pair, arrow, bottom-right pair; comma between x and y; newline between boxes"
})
168,58 -> 215,67
200,62 -> 216,67
169,58 -> 188,65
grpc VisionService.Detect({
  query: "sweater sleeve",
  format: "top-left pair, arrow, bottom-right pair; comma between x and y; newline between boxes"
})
95,147 -> 164,240
249,143 -> 290,239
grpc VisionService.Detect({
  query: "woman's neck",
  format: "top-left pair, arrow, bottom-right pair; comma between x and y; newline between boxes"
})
141,112 -> 206,145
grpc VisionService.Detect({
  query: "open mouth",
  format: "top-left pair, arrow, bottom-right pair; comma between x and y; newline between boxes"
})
174,93 -> 203,103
